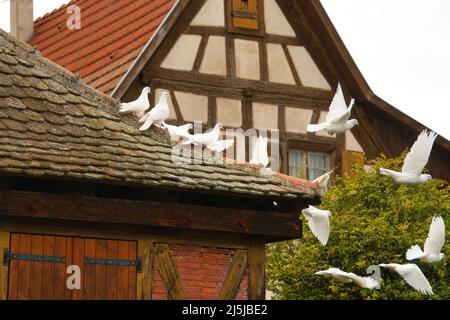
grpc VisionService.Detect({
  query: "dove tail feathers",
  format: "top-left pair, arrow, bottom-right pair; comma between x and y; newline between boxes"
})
406,245 -> 425,261
139,119 -> 154,131
379,168 -> 396,177
307,122 -> 329,133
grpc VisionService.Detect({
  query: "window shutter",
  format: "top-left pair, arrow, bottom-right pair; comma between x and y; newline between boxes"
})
231,0 -> 259,30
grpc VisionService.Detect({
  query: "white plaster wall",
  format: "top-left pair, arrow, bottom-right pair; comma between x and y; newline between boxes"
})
287,46 -> 331,90
174,91 -> 208,123
199,36 -> 227,76
155,89 -> 177,120
161,34 -> 202,71
191,0 -> 225,27
264,0 -> 296,37
345,130 -> 364,152
252,103 -> 278,129
285,107 -> 313,133
216,98 -> 242,127
234,39 -> 260,80
267,43 -> 296,85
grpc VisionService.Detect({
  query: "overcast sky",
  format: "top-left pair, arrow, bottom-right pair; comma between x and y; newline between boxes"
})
0,0 -> 449,140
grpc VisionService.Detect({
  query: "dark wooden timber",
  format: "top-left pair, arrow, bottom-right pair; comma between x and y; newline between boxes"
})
0,191 -> 301,239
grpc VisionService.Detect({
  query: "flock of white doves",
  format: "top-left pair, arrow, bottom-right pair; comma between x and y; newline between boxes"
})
119,84 -> 445,296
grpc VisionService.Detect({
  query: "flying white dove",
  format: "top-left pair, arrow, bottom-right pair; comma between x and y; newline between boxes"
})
250,136 -> 269,167
315,268 -> 380,290
161,122 -> 193,141
138,92 -> 170,131
380,130 -> 438,184
406,216 -> 445,264
183,123 -> 234,152
307,83 -> 358,135
312,170 -> 334,196
378,263 -> 433,295
119,87 -> 151,118
302,205 -> 331,245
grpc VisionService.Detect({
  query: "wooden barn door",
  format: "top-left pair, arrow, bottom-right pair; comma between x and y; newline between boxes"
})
5,234 -> 138,300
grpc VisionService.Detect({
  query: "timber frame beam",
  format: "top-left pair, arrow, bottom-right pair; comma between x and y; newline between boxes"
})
0,190 -> 301,240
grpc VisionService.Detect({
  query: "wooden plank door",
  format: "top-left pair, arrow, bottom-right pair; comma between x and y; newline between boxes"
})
6,234 -> 137,300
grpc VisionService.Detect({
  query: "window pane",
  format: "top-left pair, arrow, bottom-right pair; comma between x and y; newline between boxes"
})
308,152 -> 328,180
288,150 -> 306,178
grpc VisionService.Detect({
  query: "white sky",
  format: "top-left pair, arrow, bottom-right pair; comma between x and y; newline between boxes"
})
0,0 -> 449,140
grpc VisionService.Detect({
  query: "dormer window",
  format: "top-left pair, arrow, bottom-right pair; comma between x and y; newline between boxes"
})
230,0 -> 259,32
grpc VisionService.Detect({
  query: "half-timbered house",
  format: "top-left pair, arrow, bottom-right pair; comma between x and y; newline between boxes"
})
26,0 -> 450,181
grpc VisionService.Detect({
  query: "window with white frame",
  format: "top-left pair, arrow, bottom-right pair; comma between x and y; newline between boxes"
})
288,149 -> 329,180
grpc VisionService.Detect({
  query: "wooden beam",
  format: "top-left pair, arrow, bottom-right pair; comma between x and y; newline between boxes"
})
169,91 -> 184,123
193,35 -> 209,72
218,249 -> 248,300
154,244 -> 185,300
0,231 -> 9,300
145,68 -> 334,102
248,244 -> 266,300
0,191 -> 301,239
137,240 -> 153,300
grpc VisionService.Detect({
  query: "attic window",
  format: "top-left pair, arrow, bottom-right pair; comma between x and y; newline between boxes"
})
231,0 -> 259,31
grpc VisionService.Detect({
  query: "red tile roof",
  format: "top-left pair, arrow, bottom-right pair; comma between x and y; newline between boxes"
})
31,0 -> 176,95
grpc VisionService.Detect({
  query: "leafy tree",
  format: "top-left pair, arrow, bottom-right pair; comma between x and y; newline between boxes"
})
267,154 -> 449,299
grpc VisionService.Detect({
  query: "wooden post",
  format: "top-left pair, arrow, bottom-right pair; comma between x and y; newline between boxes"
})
154,244 -> 186,300
218,249 -> 247,300
137,240 -> 153,300
0,231 -> 10,300
248,244 -> 266,300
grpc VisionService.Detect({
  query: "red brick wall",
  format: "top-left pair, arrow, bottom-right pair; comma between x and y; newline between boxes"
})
152,244 -> 248,300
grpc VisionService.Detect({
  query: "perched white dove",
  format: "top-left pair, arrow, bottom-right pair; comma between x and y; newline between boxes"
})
406,216 -> 445,264
315,268 -> 380,290
380,130 -> 438,184
161,122 -> 193,141
250,136 -> 269,167
307,83 -> 358,135
119,87 -> 151,118
138,92 -> 170,131
302,205 -> 331,245
378,263 -> 433,295
183,123 -> 234,152
312,170 -> 334,196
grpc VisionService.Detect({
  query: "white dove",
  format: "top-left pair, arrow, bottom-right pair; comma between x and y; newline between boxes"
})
249,136 -> 269,167
302,205 -> 331,245
119,87 -> 151,118
406,216 -> 445,264
183,123 -> 234,152
307,83 -> 358,135
315,268 -> 380,289
312,170 -> 334,196
138,92 -> 170,131
378,263 -> 433,295
380,130 -> 438,184
161,122 -> 193,141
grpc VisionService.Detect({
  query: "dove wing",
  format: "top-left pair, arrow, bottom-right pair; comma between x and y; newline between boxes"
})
208,139 -> 234,152
305,212 -> 330,245
399,265 -> 433,295
424,216 -> 445,255
326,83 -> 350,122
402,131 -> 437,175
344,273 -> 378,289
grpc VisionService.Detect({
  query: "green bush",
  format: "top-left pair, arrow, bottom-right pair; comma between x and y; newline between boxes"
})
267,154 -> 450,300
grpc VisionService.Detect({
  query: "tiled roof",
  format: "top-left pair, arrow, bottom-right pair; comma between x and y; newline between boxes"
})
0,29 -> 315,199
30,0 -> 176,95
